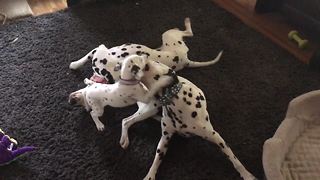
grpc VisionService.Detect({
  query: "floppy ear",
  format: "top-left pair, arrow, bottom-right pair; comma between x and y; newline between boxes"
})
131,55 -> 147,80
131,64 -> 143,80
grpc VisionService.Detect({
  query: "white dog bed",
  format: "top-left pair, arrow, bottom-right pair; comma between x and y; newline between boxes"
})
263,90 -> 320,180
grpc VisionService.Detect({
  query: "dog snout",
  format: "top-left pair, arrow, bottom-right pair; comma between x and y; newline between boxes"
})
68,94 -> 78,105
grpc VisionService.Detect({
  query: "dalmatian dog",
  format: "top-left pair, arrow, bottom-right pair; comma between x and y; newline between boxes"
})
119,55 -> 256,180
69,17 -> 223,84
68,55 -> 171,131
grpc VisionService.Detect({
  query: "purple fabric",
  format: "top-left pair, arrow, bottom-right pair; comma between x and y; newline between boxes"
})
0,131 -> 35,165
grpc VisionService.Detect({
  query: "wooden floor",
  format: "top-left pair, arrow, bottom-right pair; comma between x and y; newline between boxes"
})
27,0 -> 67,16
212,0 -> 318,64
26,0 -> 318,64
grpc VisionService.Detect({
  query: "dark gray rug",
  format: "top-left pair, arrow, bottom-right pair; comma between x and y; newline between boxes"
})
0,0 -> 319,179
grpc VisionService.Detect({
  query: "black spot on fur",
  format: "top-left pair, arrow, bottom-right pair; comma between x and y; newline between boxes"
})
121,52 -> 129,57
105,72 -> 115,84
100,58 -> 107,65
159,152 -> 164,160
163,131 -> 168,135
162,122 -> 166,127
111,52 -> 116,55
172,56 -> 179,63
181,124 -> 187,128
191,111 -> 197,118
219,143 -> 225,149
178,110 -> 182,113
196,102 -> 202,108
158,55 -> 161,58
136,51 -> 142,55
121,48 -> 127,51
206,116 -> 209,121
136,45 -> 141,48
100,69 -> 107,76
172,65 -> 176,69
92,50 -> 96,54
157,149 -> 161,153
183,91 -> 187,95
144,64 -> 150,71
178,41 -> 182,44
186,101 -> 191,105
131,65 -> 140,74
94,68 -> 100,75
188,93 -> 192,97
153,74 -> 160,80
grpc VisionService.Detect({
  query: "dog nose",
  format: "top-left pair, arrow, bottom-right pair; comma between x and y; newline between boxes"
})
68,98 -> 77,105
68,95 -> 77,105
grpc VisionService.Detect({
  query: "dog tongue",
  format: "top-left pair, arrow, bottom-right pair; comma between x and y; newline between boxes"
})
90,75 -> 108,84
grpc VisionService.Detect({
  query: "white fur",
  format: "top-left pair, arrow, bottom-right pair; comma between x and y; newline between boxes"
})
117,56 -> 256,180
69,17 -> 223,83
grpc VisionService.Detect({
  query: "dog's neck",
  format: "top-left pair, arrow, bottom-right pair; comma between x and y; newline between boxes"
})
119,78 -> 140,85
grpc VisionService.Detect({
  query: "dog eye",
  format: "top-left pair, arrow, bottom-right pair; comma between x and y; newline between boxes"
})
114,64 -> 121,71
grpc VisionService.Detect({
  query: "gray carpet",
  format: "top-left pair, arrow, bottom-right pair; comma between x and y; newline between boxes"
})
0,0 -> 320,179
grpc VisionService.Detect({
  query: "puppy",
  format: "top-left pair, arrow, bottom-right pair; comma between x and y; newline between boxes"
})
68,55 -> 171,131
119,56 -> 256,180
69,17 -> 222,83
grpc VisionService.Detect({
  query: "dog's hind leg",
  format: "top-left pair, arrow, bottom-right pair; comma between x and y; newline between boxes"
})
120,101 -> 160,149
69,48 -> 97,70
186,50 -> 223,68
144,112 -> 174,180
193,120 -> 256,180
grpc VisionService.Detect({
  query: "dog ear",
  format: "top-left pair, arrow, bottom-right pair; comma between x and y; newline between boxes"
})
131,55 -> 147,80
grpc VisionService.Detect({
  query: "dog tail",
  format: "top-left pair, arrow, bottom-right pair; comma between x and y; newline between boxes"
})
69,47 -> 97,70
186,50 -> 223,68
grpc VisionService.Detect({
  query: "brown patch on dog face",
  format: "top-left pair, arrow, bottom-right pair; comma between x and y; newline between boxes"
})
68,92 -> 85,107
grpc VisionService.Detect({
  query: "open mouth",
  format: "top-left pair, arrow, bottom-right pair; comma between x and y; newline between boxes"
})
90,74 -> 108,84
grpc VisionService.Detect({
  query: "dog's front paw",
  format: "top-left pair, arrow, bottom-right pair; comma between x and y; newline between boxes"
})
69,62 -> 79,70
96,123 -> 105,131
119,135 -> 130,149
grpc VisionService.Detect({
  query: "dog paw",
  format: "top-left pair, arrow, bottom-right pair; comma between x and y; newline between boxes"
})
119,135 -> 129,149
96,124 -> 105,131
69,62 -> 79,70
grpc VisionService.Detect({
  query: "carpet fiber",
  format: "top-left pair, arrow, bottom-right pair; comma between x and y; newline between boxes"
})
0,0 -> 320,179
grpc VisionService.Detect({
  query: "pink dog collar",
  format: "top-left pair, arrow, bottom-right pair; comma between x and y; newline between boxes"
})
119,78 -> 140,85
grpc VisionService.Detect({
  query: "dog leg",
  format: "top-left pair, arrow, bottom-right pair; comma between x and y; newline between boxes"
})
144,127 -> 173,180
194,122 -> 256,180
183,17 -> 193,37
90,111 -> 105,131
69,48 -> 96,70
120,101 -> 160,149
186,50 -> 223,68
